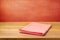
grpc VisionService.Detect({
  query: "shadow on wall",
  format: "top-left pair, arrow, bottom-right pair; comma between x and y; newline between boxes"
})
0,0 -> 60,22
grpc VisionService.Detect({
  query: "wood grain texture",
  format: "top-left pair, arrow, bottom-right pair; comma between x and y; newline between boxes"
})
0,22 -> 60,38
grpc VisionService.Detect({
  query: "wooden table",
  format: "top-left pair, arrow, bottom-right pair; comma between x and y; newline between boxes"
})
0,22 -> 60,38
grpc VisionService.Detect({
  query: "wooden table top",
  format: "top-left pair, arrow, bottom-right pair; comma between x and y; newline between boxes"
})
0,22 -> 60,38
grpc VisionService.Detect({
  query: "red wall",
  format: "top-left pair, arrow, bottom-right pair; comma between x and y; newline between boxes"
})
0,0 -> 60,22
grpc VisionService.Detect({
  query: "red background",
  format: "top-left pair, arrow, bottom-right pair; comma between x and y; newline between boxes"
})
0,0 -> 60,22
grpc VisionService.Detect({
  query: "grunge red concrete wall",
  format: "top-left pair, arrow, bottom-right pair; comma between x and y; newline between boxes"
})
0,0 -> 60,22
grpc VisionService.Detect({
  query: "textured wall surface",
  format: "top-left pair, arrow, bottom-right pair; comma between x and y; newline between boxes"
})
0,0 -> 60,22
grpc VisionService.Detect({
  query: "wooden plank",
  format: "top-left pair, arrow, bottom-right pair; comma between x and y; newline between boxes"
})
0,22 -> 60,38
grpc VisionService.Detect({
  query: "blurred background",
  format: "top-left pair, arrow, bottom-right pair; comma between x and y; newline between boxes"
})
0,0 -> 60,22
